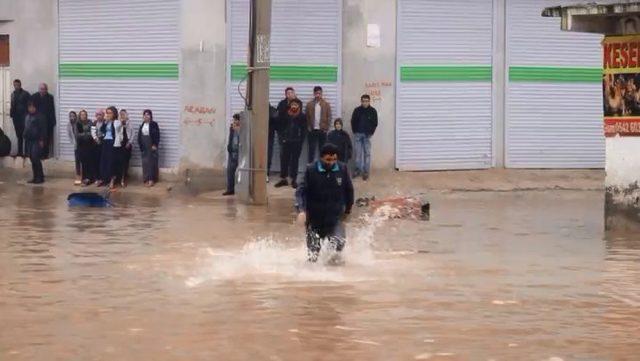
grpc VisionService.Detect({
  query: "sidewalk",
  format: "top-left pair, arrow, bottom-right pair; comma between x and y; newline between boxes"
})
0,158 -> 172,197
2,156 -> 604,198
205,168 -> 605,202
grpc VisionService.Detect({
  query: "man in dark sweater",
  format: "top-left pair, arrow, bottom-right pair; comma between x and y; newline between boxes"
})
32,83 -> 56,158
23,99 -> 48,184
223,113 -> 241,196
295,143 -> 354,263
269,87 -> 297,179
275,99 -> 306,189
9,79 -> 30,157
350,94 -> 378,181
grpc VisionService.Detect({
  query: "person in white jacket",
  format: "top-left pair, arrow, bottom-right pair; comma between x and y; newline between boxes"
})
114,109 -> 134,188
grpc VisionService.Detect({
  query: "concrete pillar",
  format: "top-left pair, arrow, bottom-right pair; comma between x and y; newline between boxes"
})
342,0 -> 397,170
178,0 -> 228,185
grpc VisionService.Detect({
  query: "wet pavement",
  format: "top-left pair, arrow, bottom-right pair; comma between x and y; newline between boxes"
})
0,174 -> 639,360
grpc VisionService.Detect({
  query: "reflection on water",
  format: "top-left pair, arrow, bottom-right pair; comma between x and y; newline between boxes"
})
1,181 -> 639,360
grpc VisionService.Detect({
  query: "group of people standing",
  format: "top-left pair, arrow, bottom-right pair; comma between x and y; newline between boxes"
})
9,79 -> 56,184
69,107 -> 160,189
269,86 -> 378,187
224,85 -> 379,196
7,78 -> 161,187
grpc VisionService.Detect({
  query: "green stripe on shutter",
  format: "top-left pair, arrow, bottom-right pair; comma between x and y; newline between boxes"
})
509,66 -> 602,82
400,66 -> 492,81
59,63 -> 179,78
230,64 -> 338,81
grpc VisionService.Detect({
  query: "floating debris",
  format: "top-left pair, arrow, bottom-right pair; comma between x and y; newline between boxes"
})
67,191 -> 111,207
356,195 -> 430,220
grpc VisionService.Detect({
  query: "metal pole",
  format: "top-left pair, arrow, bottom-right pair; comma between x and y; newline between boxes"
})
245,0 -> 271,205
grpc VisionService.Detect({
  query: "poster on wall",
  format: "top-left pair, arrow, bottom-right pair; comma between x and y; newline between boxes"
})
603,35 -> 640,137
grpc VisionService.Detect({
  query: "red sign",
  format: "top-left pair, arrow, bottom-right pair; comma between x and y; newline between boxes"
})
604,117 -> 640,137
603,35 -> 640,136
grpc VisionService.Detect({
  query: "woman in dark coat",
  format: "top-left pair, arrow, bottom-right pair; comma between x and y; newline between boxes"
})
138,109 -> 160,187
23,99 -> 47,184
327,118 -> 353,163
76,109 -> 96,185
97,106 -> 118,188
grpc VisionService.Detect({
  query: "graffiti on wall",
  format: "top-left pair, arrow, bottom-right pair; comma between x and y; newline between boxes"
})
364,80 -> 392,103
183,105 -> 216,126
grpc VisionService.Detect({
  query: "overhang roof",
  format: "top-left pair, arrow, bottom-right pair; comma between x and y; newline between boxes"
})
543,2 -> 640,18
542,2 -> 640,34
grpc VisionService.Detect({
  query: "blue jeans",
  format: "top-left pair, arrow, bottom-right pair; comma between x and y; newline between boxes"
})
354,133 -> 371,174
307,129 -> 327,163
226,154 -> 239,192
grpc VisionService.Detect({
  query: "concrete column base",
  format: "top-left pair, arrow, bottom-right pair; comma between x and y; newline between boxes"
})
605,185 -> 640,231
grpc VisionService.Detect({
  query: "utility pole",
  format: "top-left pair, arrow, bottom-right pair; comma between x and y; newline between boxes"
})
245,0 -> 271,205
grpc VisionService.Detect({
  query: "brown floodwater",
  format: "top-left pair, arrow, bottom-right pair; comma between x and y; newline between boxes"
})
0,180 -> 638,360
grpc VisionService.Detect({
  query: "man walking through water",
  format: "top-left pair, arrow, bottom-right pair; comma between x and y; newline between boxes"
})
295,143 -> 354,263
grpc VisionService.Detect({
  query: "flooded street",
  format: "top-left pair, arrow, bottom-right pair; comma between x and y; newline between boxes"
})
1,177 -> 639,360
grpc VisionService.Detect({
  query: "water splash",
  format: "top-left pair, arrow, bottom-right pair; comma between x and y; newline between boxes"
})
185,206 -> 402,287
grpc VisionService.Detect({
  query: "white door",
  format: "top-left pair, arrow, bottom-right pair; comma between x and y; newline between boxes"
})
396,0 -> 494,171
505,0 -> 604,168
58,0 -> 180,167
0,67 -> 9,132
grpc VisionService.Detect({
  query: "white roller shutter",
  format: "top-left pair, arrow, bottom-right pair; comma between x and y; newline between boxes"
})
396,0 -> 493,171
58,0 -> 180,167
228,0 -> 341,114
506,0 -> 604,168
227,0 -> 341,172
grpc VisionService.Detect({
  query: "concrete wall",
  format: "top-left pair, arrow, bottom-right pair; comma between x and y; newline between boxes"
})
179,0 -> 228,174
605,137 -> 640,209
0,0 -> 58,152
605,23 -> 640,216
0,0 -> 57,98
1,0 -> 399,176
342,0 -> 397,170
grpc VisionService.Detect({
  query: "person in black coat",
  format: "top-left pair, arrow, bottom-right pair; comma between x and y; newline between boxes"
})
267,103 -> 279,178
0,127 -> 11,157
223,113 -> 241,196
327,118 -> 352,163
23,99 -> 47,184
31,83 -> 56,158
350,94 -> 378,180
274,98 -> 306,189
295,143 -> 354,263
138,109 -> 160,186
269,87 -> 297,178
9,79 -> 30,157
76,109 -> 97,185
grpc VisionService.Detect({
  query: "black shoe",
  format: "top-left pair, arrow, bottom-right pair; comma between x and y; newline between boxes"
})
33,179 -> 44,184
353,170 -> 361,179
363,173 -> 369,181
274,179 -> 288,188
307,251 -> 319,263
327,252 -> 345,266
26,179 -> 36,184
222,190 -> 235,196
291,180 -> 298,189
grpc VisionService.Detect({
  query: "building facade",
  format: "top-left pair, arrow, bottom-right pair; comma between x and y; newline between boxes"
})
0,0 -> 605,177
